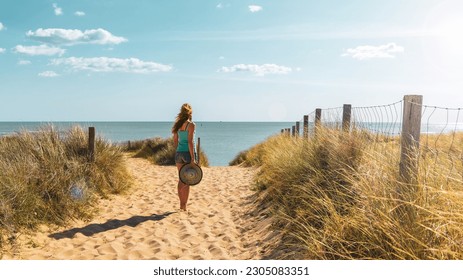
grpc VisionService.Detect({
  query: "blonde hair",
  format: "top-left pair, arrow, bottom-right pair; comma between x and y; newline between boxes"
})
172,103 -> 193,133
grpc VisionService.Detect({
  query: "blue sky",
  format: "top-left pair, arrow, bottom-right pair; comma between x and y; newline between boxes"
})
1,0 -> 462,121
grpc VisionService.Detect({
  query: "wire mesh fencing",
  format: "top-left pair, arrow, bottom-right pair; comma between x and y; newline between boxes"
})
281,95 -> 463,186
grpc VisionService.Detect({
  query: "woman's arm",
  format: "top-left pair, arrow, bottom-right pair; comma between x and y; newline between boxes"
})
173,132 -> 178,148
187,122 -> 196,163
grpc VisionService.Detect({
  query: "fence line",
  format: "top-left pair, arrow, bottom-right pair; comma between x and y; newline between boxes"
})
281,94 -> 463,188
88,127 -> 95,162
352,100 -> 403,136
419,103 -> 463,188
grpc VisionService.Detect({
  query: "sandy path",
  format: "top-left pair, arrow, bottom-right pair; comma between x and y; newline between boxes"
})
3,157 -> 270,260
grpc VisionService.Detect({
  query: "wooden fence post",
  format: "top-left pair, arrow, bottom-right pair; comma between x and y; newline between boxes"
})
295,121 -> 300,137
197,137 -> 201,165
88,127 -> 95,162
315,108 -> 322,136
292,125 -> 296,137
303,115 -> 309,138
399,95 -> 423,184
342,104 -> 352,132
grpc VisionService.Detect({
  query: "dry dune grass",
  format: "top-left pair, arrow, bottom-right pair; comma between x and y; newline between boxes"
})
232,128 -> 463,259
122,137 -> 209,167
3,123 -> 463,260
0,126 -> 132,253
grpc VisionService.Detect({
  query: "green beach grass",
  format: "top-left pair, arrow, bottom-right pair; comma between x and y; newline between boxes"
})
122,137 -> 210,167
0,125 -> 132,252
231,128 -> 463,259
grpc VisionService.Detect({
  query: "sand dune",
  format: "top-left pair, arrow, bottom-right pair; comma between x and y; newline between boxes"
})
2,157 -> 274,260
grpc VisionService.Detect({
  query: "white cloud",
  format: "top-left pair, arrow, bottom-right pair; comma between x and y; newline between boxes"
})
18,60 -> 32,65
216,3 -> 230,9
219,56 -> 225,60
13,44 -> 66,56
51,57 -> 173,74
218,63 -> 292,76
27,28 -> 128,46
38,71 -> 59,78
0,22 -> 5,31
53,3 -> 63,16
342,43 -> 404,60
74,11 -> 86,16
0,48 -> 5,53
248,5 -> 263,13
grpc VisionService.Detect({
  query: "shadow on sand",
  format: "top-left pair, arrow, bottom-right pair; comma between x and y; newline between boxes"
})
48,211 -> 176,240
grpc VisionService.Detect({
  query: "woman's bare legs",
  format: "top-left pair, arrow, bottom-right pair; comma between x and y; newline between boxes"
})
176,163 -> 190,211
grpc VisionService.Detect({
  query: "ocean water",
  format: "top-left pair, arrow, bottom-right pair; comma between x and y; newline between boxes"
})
0,122 -> 293,166
2,121 -> 463,166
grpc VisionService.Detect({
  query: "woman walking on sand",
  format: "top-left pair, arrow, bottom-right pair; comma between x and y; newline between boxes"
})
172,103 -> 197,211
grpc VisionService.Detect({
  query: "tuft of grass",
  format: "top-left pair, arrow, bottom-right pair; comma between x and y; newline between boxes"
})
122,137 -> 209,167
0,125 -> 132,250
237,128 -> 463,259
229,140 -> 268,167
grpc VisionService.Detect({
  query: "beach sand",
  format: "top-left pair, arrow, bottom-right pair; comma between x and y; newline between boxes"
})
2,157 -> 275,260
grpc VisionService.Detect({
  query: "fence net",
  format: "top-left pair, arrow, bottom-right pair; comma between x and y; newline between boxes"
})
419,103 -> 463,187
283,96 -> 463,185
352,100 -> 403,137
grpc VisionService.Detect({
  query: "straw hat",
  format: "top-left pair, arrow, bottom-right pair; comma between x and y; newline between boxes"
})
179,163 -> 203,186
